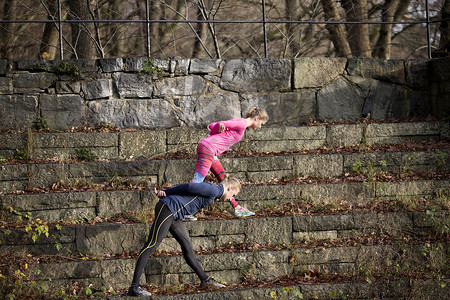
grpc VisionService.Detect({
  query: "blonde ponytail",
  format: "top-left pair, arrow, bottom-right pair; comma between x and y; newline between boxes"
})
245,107 -> 269,121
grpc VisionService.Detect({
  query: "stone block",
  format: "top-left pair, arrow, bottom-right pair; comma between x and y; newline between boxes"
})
82,79 -> 112,100
317,78 -> 364,121
299,182 -> 368,204
241,91 -> 315,125
326,124 -> 364,147
0,59 -> 7,75
13,72 -> 57,91
189,59 -> 221,74
0,133 -> 25,150
97,190 -> 147,218
366,122 -> 440,139
245,217 -> 292,245
76,223 -> 146,255
166,128 -> 207,148
40,94 -> 85,130
176,92 -> 241,128
119,130 -> 166,159
113,73 -> 152,98
294,230 -> 338,241
220,59 -> 291,92
154,75 -> 206,96
55,81 -> 81,94
405,60 -> 431,89
59,59 -> 99,74
248,139 -> 325,153
35,132 -> 118,148
347,58 -> 405,84
0,94 -> 38,131
29,163 -> 69,189
16,59 -> 58,72
0,77 -> 12,93
294,153 -> 343,178
1,191 -> 95,211
99,58 -> 124,72
293,214 -> 354,231
87,98 -> 180,129
294,57 -> 347,88
430,56 -> 450,82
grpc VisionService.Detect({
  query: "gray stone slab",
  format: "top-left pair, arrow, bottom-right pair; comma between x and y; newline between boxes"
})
13,72 -> 57,90
347,58 -> 405,84
40,94 -> 85,131
241,91 -> 315,125
220,59 -> 291,92
0,94 -> 38,131
154,75 -> 206,96
119,130 -> 166,159
113,73 -> 153,98
0,77 -> 12,93
82,79 -> 112,100
294,57 -> 347,88
76,223 -> 146,255
294,153 -> 343,178
317,78 -> 364,121
86,99 -> 180,129
189,59 -> 221,74
327,124 -> 364,147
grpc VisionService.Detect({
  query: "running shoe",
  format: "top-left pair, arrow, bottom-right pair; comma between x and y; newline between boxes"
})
184,214 -> 198,221
127,285 -> 151,296
234,206 -> 255,217
201,277 -> 226,288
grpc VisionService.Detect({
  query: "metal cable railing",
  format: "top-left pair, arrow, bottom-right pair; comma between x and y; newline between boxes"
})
0,0 -> 447,59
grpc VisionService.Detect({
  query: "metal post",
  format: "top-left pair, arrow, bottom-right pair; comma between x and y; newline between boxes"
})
58,0 -> 63,59
425,0 -> 431,58
262,0 -> 268,58
145,0 -> 151,58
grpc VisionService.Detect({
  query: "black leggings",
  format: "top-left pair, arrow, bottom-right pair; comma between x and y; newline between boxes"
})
130,201 -> 209,287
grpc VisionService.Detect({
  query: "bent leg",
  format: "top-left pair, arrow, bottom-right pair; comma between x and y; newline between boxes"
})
130,201 -> 173,288
169,220 -> 209,282
192,143 -> 215,183
210,158 -> 238,208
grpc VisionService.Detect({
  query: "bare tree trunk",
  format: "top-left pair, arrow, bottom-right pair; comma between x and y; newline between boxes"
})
342,0 -> 371,57
438,0 -> 450,53
373,0 -> 399,59
0,0 -> 17,59
67,0 -> 95,59
40,0 -> 60,60
285,0 -> 300,56
192,4 -> 207,58
320,0 -> 352,57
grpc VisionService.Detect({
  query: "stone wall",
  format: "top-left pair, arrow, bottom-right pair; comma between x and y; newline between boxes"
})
0,57 -> 449,132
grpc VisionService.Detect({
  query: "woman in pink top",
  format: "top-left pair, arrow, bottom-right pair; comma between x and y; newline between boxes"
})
189,107 -> 269,218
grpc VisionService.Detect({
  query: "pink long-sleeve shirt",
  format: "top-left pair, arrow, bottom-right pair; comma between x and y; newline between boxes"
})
199,118 -> 247,156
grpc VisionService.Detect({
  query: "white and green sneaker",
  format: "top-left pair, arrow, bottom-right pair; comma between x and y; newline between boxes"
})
234,206 -> 255,217
184,214 -> 198,221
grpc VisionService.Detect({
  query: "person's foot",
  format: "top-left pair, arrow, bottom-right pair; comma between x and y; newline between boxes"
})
234,206 -> 255,217
184,214 -> 198,221
201,277 -> 226,288
127,285 -> 151,296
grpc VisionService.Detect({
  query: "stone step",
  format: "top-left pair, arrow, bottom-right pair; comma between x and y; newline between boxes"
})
18,239 -> 447,291
2,207 -> 447,258
110,279 -> 448,300
1,179 -> 448,222
0,120 -> 447,161
1,147 -> 448,194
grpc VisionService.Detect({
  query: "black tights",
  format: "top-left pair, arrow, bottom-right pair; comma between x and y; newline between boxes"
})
130,201 -> 209,287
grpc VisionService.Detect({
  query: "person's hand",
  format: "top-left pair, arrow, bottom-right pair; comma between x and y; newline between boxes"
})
218,123 -> 226,132
154,187 -> 166,198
